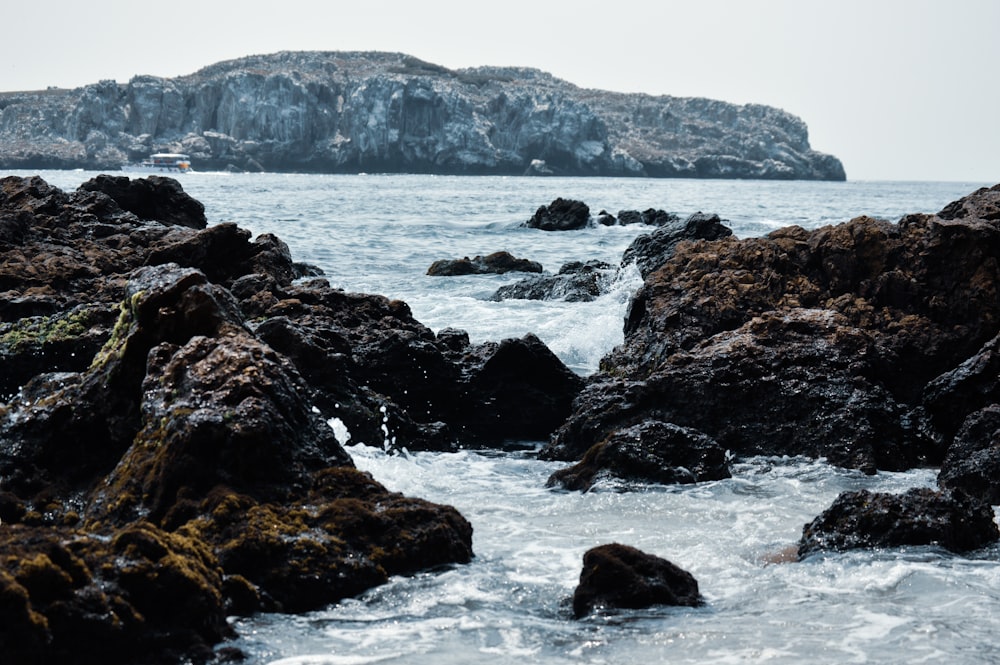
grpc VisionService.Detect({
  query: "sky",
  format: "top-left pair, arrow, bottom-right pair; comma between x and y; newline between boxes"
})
3,0 -> 998,182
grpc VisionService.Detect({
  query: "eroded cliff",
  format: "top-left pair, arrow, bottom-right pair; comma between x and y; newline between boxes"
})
0,51 -> 845,179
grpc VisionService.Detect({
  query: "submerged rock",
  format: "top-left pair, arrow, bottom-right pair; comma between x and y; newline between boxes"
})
797,488 -> 999,558
572,543 -> 702,618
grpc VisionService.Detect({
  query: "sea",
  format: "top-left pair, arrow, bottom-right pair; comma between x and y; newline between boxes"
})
14,171 -> 1000,664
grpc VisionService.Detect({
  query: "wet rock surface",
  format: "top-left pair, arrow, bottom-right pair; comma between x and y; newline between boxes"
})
0,175 -> 591,662
491,260 -> 615,303
546,184 -> 1000,480
427,251 -> 542,276
620,212 -> 733,277
524,197 -> 591,231
798,488 -> 999,558
572,543 -> 702,618
547,420 -> 730,491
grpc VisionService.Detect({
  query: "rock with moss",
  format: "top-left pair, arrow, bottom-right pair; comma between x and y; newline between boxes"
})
0,521 -> 230,664
1,175 -> 600,662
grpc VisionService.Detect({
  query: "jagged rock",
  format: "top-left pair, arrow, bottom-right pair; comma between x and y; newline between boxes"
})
620,212 -> 733,277
524,198 -> 591,231
240,275 -> 584,450
546,184 -> 1000,474
0,176 -> 494,662
547,420 -> 730,491
544,309 -> 939,473
922,332 -> 1000,444
572,543 -> 701,618
427,251 -> 542,276
797,488 -> 999,558
0,521 -> 231,664
456,333 -> 586,442
616,208 -> 681,227
490,260 -> 614,302
937,406 -> 1000,503
78,174 -> 206,228
0,51 -> 845,179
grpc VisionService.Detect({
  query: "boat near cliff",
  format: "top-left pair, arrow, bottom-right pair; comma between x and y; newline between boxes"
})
124,152 -> 193,173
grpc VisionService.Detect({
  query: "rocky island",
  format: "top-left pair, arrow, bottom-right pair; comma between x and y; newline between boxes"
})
0,51 -> 844,179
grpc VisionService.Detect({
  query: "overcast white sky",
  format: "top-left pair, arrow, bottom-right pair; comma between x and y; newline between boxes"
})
3,0 -> 997,182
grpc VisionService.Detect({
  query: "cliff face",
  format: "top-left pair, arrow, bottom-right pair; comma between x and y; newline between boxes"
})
0,51 -> 845,179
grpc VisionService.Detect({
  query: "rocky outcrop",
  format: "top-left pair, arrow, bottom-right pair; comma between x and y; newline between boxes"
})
620,212 -> 733,277
572,543 -> 702,618
78,174 -> 207,228
544,184 -> 1000,478
524,198 -> 592,231
798,489 -> 999,558
547,420 -> 730,491
426,251 -> 542,276
0,175 -> 588,662
937,405 -> 1000,503
0,51 -> 845,179
491,260 -> 615,303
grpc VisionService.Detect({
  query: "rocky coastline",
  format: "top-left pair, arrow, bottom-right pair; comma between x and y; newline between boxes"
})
0,51 -> 844,180
4,175 -> 1000,660
0,175 -> 581,662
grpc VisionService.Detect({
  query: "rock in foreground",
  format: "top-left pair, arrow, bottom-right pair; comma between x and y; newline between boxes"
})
0,175 -> 593,662
572,543 -> 702,618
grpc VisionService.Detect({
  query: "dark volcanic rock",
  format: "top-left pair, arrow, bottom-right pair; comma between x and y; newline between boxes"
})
937,406 -> 1000,503
544,309 -> 938,473
524,198 -> 591,231
427,251 -> 542,276
491,260 -> 615,302
572,543 -> 701,618
78,174 -> 207,228
0,51 -> 845,179
547,420 -> 731,491
922,332 -> 1000,444
621,212 -> 733,277
0,521 -> 231,664
454,333 -> 587,443
0,176 -> 506,662
547,184 -> 1000,474
240,276 -> 584,450
797,488 -> 999,558
616,208 -> 681,227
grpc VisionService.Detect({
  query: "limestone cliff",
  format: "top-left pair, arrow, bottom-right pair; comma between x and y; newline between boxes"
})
0,51 -> 845,179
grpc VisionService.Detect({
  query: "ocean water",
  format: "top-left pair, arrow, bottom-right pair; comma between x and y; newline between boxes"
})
17,171 -> 1000,663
